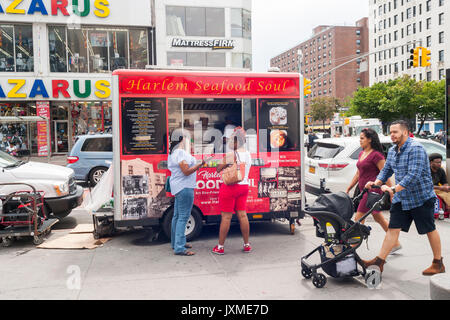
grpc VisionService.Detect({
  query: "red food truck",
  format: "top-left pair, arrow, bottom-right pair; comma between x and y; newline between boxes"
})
100,69 -> 305,241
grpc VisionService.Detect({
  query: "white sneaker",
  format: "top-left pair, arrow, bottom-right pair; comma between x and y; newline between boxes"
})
390,244 -> 402,255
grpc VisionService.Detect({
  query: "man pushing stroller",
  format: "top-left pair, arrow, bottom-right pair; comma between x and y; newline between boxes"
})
364,120 -> 445,276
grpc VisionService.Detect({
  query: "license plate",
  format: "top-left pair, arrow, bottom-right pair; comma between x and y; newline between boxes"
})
309,166 -> 315,174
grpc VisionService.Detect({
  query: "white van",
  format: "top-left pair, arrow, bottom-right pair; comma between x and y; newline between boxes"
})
0,151 -> 84,219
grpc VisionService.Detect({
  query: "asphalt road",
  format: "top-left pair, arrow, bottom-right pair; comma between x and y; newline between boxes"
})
0,192 -> 449,300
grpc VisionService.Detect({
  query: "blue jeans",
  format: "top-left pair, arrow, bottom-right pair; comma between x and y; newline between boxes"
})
171,188 -> 195,254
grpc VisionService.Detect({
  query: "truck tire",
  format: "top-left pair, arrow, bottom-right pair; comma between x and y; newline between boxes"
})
89,166 -> 108,187
162,207 -> 203,242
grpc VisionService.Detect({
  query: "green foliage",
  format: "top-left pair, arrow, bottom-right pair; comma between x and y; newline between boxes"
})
348,75 -> 445,133
310,96 -> 341,128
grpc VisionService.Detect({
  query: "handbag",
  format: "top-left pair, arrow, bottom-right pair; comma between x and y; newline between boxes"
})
220,152 -> 246,186
164,176 -> 171,193
366,190 -> 383,211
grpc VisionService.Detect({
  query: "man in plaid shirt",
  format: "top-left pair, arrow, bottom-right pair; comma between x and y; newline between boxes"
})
364,120 -> 445,276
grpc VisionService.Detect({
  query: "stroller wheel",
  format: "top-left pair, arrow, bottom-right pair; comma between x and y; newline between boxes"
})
301,268 -> 313,279
312,273 -> 327,288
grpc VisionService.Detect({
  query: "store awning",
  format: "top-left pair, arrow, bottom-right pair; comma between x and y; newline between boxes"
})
307,125 -> 330,130
0,116 -> 49,123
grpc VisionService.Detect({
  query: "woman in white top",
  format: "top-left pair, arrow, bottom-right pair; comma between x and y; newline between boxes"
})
168,133 -> 206,256
212,127 -> 252,255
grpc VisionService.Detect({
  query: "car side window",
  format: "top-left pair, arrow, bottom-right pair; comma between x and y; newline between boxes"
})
420,142 -> 446,160
350,147 -> 362,160
81,138 -> 113,152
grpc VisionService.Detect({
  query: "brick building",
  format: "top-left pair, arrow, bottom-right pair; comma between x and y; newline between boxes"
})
270,18 -> 369,112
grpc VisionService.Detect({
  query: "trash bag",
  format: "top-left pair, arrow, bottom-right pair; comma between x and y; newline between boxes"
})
82,164 -> 114,213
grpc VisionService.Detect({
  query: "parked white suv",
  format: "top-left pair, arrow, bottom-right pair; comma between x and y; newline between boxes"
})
0,151 -> 84,219
305,136 -> 446,195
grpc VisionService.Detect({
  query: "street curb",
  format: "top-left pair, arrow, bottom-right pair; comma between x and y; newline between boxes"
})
430,273 -> 450,300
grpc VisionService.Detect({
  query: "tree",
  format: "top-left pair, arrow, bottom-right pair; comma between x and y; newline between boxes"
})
415,79 -> 446,133
310,96 -> 341,129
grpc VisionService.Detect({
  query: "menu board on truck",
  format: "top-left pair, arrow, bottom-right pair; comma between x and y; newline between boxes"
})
259,99 -> 300,152
121,98 -> 167,155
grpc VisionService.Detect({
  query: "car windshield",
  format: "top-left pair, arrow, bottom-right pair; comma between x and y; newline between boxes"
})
355,125 -> 383,135
0,150 -> 22,168
308,143 -> 343,159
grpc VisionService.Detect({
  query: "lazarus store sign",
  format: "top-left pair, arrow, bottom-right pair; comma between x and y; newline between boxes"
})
0,0 -> 150,26
0,0 -> 110,17
0,77 -> 111,101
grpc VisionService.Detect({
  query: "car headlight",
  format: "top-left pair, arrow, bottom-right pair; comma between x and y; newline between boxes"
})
54,181 -> 70,196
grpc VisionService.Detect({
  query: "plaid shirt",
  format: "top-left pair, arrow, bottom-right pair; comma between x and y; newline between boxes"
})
377,138 -> 436,210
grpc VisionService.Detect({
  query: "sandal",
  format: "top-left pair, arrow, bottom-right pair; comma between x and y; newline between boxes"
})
185,243 -> 192,249
175,250 -> 195,256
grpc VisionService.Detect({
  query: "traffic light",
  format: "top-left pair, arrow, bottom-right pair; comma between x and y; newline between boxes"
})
304,78 -> 312,96
409,47 -> 420,68
421,47 -> 431,67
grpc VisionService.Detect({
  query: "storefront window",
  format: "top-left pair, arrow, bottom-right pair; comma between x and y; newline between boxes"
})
68,29 -> 89,73
0,24 -> 33,72
129,29 -> 148,69
206,52 -> 225,68
187,52 -> 206,67
49,26 -> 67,72
0,25 -> 15,72
167,52 -> 186,66
70,101 -> 112,141
88,30 -> 109,73
232,53 -> 243,69
49,26 -> 149,73
109,30 -> 128,71
0,102 -> 36,156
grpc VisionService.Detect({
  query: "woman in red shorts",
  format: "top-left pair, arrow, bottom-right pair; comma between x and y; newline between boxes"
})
346,128 -> 401,252
212,127 -> 252,255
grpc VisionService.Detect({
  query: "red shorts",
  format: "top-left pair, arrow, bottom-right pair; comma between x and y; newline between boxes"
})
219,183 -> 249,213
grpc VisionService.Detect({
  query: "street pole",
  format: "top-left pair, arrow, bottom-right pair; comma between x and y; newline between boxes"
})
298,50 -> 306,212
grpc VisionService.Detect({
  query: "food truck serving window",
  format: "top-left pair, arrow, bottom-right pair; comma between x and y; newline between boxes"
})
168,98 -> 257,155
121,98 -> 167,155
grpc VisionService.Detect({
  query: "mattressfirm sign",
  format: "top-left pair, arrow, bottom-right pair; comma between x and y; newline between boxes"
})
172,38 -> 234,50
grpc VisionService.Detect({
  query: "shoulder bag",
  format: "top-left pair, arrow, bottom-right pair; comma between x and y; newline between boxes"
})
220,152 -> 246,186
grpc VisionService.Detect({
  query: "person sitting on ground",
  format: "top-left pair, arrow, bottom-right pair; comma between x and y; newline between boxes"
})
429,153 -> 450,208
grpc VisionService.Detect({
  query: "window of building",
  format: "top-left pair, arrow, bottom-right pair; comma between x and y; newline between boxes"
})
439,69 -> 444,80
167,6 -> 226,38
439,50 -> 444,62
439,13 -> 444,25
48,26 -> 149,73
0,24 -> 33,72
439,31 -> 444,43
427,17 -> 431,29
426,0 -> 431,11
231,8 -> 251,39
427,71 -> 432,81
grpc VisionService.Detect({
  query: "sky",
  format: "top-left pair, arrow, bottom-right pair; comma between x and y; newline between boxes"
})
252,0 -> 370,72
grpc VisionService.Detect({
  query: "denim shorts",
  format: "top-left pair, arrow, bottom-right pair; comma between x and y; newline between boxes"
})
389,197 -> 436,235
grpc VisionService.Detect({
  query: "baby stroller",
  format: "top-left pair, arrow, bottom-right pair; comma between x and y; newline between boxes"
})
301,186 -> 390,288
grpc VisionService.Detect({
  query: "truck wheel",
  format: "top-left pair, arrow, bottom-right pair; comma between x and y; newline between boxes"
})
162,207 -> 203,242
89,166 -> 108,187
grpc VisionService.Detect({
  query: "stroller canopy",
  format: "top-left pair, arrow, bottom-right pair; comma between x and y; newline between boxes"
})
309,191 -> 354,222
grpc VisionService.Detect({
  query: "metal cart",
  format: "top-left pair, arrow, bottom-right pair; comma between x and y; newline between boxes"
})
0,183 -> 58,247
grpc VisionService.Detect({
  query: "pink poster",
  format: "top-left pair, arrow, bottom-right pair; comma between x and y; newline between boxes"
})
36,101 -> 50,157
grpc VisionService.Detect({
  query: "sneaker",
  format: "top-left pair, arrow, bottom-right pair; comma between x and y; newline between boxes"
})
243,244 -> 252,253
212,245 -> 224,255
389,244 -> 402,255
